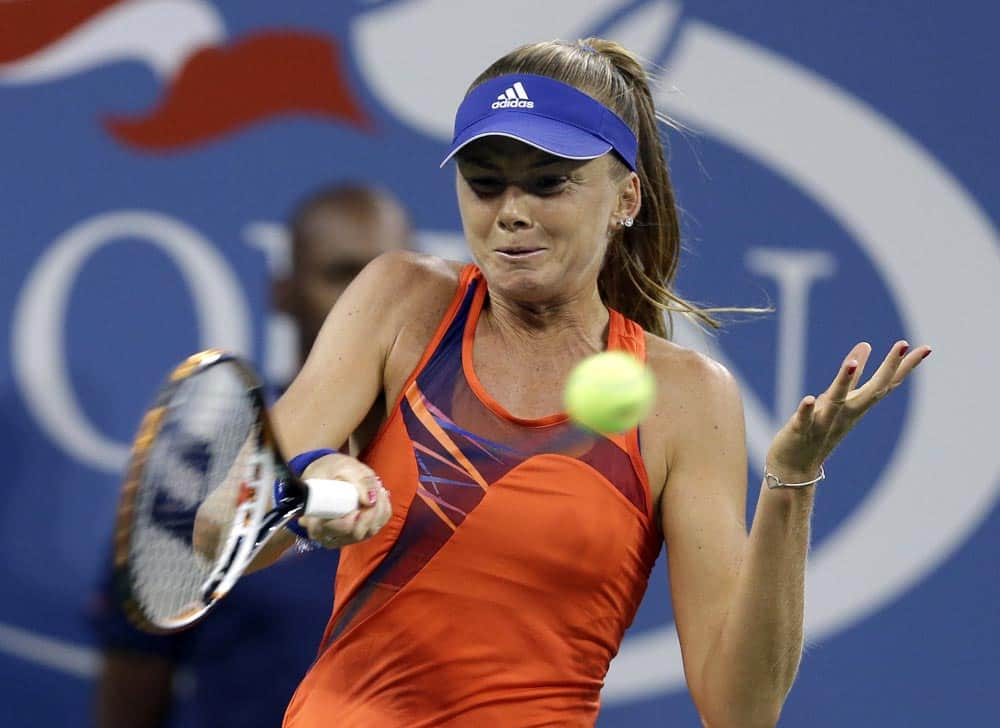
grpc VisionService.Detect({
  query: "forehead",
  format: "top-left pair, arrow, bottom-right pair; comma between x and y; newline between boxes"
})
456,136 -> 596,172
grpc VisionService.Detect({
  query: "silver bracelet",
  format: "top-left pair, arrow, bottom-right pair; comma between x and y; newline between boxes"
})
764,464 -> 825,490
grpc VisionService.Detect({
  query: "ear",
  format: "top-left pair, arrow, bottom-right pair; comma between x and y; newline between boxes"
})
617,171 -> 641,221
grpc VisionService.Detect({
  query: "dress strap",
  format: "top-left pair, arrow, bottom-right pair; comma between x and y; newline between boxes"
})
607,308 -> 653,518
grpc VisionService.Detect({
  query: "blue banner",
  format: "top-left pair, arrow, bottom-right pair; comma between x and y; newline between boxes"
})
1,2 -> 997,726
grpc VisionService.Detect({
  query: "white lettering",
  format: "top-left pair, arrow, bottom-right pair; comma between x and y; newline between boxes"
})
243,222 -> 297,386
12,210 -> 252,473
490,99 -> 534,109
744,248 -> 837,419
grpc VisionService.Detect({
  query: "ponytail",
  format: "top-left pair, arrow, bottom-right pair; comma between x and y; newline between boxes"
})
585,38 -> 721,338
472,38 -> 749,339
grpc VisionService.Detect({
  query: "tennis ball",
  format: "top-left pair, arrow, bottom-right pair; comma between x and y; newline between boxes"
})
564,351 -> 656,434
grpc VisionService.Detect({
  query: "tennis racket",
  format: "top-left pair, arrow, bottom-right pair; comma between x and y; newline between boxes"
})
113,349 -> 358,633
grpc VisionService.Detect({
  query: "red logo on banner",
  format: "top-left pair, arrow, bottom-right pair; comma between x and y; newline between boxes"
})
0,0 -> 124,63
105,31 -> 372,151
1,1 -> 372,151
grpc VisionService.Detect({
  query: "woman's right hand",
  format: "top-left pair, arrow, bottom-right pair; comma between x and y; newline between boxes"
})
298,452 -> 392,548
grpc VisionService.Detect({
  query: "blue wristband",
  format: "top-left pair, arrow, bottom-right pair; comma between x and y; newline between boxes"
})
275,448 -> 339,539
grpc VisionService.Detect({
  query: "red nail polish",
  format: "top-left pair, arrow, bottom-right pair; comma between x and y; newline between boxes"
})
846,363 -> 858,375
899,345 -> 909,357
921,350 -> 932,360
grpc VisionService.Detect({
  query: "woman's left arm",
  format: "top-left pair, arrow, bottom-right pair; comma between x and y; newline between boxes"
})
662,340 -> 930,728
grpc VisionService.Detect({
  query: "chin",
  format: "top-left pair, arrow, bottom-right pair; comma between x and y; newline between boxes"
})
486,265 -> 558,303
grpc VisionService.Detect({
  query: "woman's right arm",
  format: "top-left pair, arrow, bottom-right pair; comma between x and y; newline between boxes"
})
244,250 -> 431,570
273,251 -> 413,454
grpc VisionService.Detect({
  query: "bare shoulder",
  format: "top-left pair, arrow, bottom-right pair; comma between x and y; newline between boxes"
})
354,250 -> 462,310
367,249 -> 462,283
373,253 -> 470,400
296,250 -> 467,376
340,251 -> 461,337
277,251 -> 467,451
365,251 -> 463,328
641,332 -> 745,493
643,332 -> 741,406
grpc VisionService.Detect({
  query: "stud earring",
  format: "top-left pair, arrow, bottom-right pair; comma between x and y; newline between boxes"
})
619,216 -> 634,228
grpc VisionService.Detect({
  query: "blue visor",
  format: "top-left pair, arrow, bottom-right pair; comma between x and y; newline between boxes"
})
440,74 -> 638,172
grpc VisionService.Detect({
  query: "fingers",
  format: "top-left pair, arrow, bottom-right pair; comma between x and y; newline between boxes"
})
790,395 -> 817,432
824,341 -> 871,405
301,484 -> 391,548
820,339 -> 931,419
300,515 -> 349,549
302,453 -> 379,508
353,486 -> 392,540
892,344 -> 933,386
847,342 -> 872,390
852,340 -> 933,412
769,339 -> 930,477
299,453 -> 393,548
852,340 -> 908,405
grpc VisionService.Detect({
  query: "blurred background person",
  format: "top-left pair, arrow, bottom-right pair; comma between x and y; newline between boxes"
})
91,184 -> 412,728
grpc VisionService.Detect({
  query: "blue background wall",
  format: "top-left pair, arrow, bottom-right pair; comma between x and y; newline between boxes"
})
2,1 -> 997,725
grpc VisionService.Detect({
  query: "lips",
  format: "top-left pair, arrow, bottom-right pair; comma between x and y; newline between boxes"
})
496,247 -> 545,258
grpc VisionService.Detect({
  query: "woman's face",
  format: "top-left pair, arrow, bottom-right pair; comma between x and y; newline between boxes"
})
455,137 -> 632,306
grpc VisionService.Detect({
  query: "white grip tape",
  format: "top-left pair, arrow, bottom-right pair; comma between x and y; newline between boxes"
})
302,478 -> 359,519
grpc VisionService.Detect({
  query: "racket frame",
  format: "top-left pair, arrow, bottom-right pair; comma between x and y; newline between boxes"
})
113,349 -> 315,633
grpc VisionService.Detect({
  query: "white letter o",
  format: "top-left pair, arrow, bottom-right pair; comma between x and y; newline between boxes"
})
11,210 -> 251,473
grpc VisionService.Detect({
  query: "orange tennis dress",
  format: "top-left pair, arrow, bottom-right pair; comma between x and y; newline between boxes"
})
284,266 -> 662,727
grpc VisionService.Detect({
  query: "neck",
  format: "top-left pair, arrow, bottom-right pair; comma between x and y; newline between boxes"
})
483,284 -> 610,356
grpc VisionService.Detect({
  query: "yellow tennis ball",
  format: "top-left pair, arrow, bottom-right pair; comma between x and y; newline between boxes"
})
564,351 -> 656,434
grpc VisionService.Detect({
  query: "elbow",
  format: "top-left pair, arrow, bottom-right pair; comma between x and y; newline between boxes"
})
700,704 -> 782,728
693,643 -> 800,728
693,679 -> 786,728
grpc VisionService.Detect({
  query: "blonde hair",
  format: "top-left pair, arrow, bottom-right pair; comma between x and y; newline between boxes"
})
470,38 -> 727,339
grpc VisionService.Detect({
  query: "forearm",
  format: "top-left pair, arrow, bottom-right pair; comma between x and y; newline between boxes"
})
193,484 -> 295,575
699,479 -> 814,727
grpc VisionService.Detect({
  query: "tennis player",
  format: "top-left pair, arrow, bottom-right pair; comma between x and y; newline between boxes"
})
92,185 -> 411,728
263,39 -> 931,727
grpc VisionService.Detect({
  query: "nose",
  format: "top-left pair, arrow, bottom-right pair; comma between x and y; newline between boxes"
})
496,186 -> 532,232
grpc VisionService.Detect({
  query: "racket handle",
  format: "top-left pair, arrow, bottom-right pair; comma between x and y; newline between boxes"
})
302,478 -> 359,518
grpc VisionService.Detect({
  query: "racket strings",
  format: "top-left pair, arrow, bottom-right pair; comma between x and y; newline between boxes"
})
130,364 -> 259,625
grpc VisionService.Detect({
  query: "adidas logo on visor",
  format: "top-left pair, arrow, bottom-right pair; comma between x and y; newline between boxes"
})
491,81 -> 534,109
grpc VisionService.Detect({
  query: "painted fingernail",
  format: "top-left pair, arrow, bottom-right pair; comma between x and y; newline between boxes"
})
368,489 -> 378,506
846,362 -> 858,375
899,345 -> 909,357
921,350 -> 932,361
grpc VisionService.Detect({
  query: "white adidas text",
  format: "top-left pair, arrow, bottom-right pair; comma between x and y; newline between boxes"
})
491,99 -> 534,109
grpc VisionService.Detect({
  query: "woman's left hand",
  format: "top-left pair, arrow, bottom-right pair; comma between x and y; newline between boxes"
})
765,340 -> 932,480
